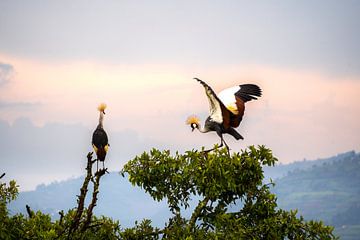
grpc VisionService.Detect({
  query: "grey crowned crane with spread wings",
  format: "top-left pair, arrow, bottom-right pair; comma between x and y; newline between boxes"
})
92,103 -> 109,170
187,78 -> 262,153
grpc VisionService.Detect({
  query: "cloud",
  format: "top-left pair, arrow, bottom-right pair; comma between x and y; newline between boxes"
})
0,1 -> 359,76
0,55 -> 359,172
0,62 -> 14,86
0,101 -> 41,110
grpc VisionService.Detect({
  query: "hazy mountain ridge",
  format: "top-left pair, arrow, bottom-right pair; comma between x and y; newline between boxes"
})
8,172 -> 172,227
263,150 -> 357,181
272,151 -> 360,240
273,151 -> 360,225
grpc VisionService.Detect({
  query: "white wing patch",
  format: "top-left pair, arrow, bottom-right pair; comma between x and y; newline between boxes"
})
204,87 -> 223,124
218,86 -> 240,114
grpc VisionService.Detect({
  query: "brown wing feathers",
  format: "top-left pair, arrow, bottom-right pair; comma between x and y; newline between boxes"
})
230,97 -> 244,127
231,84 -> 262,128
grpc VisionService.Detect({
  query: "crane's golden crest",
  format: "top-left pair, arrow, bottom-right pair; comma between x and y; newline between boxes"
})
97,103 -> 107,112
186,115 -> 200,125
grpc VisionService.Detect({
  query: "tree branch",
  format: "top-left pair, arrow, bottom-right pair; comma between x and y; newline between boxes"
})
81,168 -> 107,232
59,210 -> 64,225
68,152 -> 94,234
139,229 -> 166,238
0,173 -> 5,179
187,196 -> 210,232
26,204 -> 34,218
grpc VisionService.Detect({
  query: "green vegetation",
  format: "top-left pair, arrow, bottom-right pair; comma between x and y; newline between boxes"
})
1,146 -> 336,239
273,152 -> 360,239
274,152 -> 360,225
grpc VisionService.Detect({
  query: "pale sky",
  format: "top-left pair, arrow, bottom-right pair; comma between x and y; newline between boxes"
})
1,1 -> 360,190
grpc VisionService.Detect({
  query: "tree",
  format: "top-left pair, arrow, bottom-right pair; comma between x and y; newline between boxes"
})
0,145 -> 337,239
0,154 -> 121,240
121,145 -> 337,239
0,173 -> 19,239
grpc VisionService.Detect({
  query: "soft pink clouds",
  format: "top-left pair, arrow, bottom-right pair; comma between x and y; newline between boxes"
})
1,53 -> 359,163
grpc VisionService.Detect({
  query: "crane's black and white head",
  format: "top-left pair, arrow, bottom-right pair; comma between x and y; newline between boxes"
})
186,115 -> 200,132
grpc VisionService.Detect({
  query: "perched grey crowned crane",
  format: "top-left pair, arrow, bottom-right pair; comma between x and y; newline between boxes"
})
187,78 -> 262,153
92,103 -> 109,170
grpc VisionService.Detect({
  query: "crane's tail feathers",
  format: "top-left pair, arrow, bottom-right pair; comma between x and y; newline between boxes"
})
228,128 -> 244,140
234,133 -> 244,140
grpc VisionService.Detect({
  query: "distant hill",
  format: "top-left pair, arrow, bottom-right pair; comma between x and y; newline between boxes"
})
263,150 -> 357,181
273,151 -> 360,224
272,151 -> 360,240
8,150 -> 360,239
8,172 -> 173,228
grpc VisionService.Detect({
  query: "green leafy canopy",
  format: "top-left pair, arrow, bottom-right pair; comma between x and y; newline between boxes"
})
121,145 -> 336,239
1,145 -> 337,239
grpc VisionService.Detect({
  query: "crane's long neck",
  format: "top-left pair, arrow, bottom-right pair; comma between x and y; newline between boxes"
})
197,122 -> 210,133
98,111 -> 104,128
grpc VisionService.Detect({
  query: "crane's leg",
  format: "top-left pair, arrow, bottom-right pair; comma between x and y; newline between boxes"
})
203,145 -> 217,154
221,137 -> 230,155
203,134 -> 228,154
202,140 -> 221,153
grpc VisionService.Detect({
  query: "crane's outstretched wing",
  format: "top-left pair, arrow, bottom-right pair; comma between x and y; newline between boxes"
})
218,84 -> 262,128
194,78 -> 232,128
235,84 -> 262,102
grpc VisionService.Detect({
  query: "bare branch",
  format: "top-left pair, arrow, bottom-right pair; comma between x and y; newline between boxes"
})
68,152 -> 94,235
59,210 -> 64,225
81,168 -> 107,232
